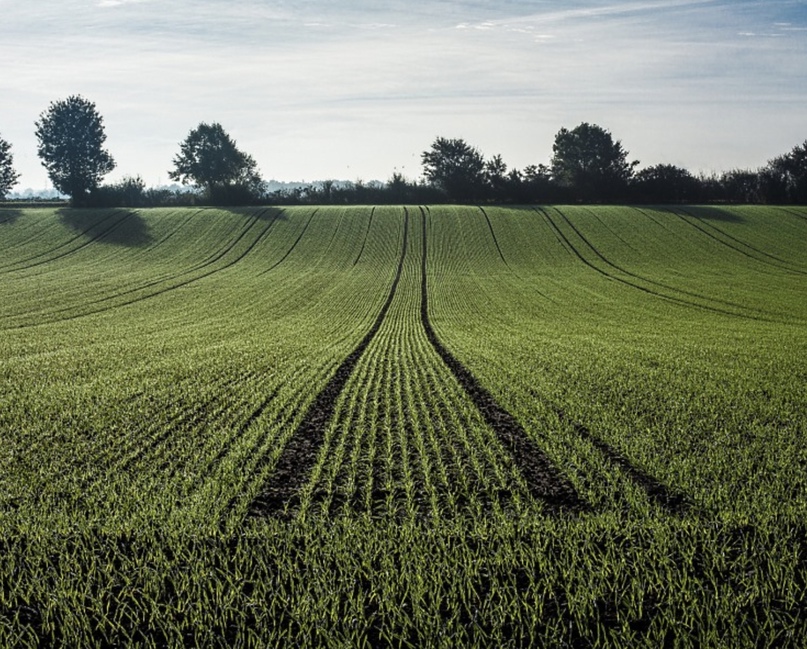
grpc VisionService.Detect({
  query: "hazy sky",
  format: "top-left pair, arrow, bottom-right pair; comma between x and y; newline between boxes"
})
2,0 -> 806,190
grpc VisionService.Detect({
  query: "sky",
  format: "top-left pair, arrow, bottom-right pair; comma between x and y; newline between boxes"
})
2,0 -> 807,192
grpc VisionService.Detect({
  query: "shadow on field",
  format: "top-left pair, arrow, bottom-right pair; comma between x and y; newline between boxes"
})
684,206 -> 743,222
58,208 -> 153,247
0,208 -> 23,225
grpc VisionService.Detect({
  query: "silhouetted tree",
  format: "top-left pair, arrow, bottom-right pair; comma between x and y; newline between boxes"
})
0,134 -> 20,199
169,122 -> 263,205
551,123 -> 637,202
522,164 -> 560,202
720,169 -> 763,204
90,176 -> 148,207
484,154 -> 509,200
421,137 -> 486,202
35,96 -> 116,206
386,172 -> 410,204
632,164 -> 701,203
765,141 -> 807,203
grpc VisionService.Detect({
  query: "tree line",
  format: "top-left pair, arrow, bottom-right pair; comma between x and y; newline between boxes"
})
1,95 -> 806,206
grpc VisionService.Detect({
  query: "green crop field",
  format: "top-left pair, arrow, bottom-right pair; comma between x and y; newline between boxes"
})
1,204 -> 806,647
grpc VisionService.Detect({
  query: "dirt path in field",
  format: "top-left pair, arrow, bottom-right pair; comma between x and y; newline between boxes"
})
418,207 -> 587,513
248,209 -> 410,518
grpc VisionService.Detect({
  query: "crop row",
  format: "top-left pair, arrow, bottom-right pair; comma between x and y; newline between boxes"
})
1,204 -> 806,646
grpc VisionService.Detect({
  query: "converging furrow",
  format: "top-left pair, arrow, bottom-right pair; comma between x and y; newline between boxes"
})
248,209 -> 410,518
556,411 -> 691,515
418,208 -> 586,513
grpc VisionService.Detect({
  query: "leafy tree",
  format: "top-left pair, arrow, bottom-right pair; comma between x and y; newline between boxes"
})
90,176 -> 147,208
551,123 -> 637,202
421,137 -> 486,202
484,154 -> 509,200
632,164 -> 701,203
35,96 -> 116,205
720,169 -> 764,204
765,141 -> 807,203
169,122 -> 263,204
0,134 -> 20,199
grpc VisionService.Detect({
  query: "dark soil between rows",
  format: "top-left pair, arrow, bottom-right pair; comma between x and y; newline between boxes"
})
248,210 -> 410,519
418,207 -> 587,514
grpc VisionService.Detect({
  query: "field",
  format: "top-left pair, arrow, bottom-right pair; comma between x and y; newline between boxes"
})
1,204 -> 807,647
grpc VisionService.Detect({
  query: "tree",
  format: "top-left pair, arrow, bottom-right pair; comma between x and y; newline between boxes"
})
484,154 -> 508,200
90,176 -> 147,208
765,141 -> 807,204
35,96 -> 116,205
720,169 -> 763,204
421,137 -> 486,202
632,164 -> 701,203
169,122 -> 263,204
0,134 -> 20,199
550,123 -> 638,202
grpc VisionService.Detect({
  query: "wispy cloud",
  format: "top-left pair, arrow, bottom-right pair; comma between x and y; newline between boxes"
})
97,0 -> 150,7
2,0 -> 807,188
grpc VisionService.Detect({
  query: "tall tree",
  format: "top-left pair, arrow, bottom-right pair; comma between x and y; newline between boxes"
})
0,134 -> 20,199
765,141 -> 807,204
421,137 -> 485,202
484,154 -> 509,200
169,122 -> 263,204
551,123 -> 637,202
35,96 -> 116,206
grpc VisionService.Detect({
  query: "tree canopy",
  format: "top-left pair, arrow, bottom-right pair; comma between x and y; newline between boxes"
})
764,140 -> 807,204
631,164 -> 701,204
169,122 -> 263,204
421,137 -> 486,202
0,134 -> 20,199
34,96 -> 116,205
551,123 -> 638,202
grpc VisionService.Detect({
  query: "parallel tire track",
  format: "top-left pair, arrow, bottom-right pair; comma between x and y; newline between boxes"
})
419,207 -> 587,513
0,210 -> 132,273
0,210 -> 283,330
538,208 -> 770,321
556,411 -> 690,515
353,207 -> 376,266
257,209 -> 319,276
248,209 -> 410,519
552,208 -> 762,311
674,208 -> 807,276
478,207 -> 511,270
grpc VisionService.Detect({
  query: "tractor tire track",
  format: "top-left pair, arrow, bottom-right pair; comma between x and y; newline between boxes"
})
0,210 -> 133,274
48,209 -> 277,312
476,206 -> 559,302
478,207 -> 513,272
780,207 -> 807,222
673,207 -> 807,276
556,411 -> 691,515
353,207 -> 376,266
257,209 -> 319,276
538,208 -> 770,322
0,210 -> 283,330
550,207 -> 764,312
419,207 -> 586,513
0,217 -> 68,257
247,209 -> 410,519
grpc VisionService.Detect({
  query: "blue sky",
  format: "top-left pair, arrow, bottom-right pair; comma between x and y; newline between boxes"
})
2,0 -> 806,191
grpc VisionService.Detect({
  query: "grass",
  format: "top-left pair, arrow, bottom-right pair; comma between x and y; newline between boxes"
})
1,204 -> 806,647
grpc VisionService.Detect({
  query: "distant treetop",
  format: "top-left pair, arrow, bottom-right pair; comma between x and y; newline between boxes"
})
169,122 -> 263,205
